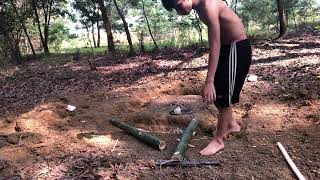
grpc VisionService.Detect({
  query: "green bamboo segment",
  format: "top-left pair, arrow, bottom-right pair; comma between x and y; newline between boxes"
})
172,118 -> 199,161
110,118 -> 166,151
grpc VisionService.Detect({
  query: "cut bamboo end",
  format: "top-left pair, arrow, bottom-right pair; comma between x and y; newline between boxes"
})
171,152 -> 183,161
110,118 -> 166,151
159,141 -> 166,151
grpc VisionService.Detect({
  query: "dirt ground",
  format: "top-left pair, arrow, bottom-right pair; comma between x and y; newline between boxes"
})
0,35 -> 320,179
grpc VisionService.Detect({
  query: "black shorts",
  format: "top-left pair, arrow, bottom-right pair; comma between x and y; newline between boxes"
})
214,39 -> 252,108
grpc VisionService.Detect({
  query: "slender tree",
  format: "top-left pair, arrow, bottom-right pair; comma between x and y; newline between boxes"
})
31,0 -> 67,55
94,0 -> 115,53
96,6 -> 101,47
276,0 -> 287,39
10,0 -> 36,57
0,2 -> 23,63
72,0 -> 100,48
97,19 -> 101,47
113,0 -> 134,55
142,0 -> 158,50
31,0 -> 49,54
91,21 -> 97,48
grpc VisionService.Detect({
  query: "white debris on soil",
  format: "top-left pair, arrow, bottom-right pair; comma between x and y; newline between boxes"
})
66,105 -> 76,112
173,106 -> 182,115
247,74 -> 258,82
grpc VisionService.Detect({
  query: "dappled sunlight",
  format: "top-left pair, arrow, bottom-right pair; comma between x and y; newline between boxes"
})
84,135 -> 112,146
11,103 -> 65,136
69,65 -> 89,71
76,132 -> 115,148
97,62 -> 142,75
0,66 -> 21,80
252,49 -> 287,62
273,43 -> 300,47
0,146 -> 35,164
244,101 -> 317,132
256,103 -> 287,115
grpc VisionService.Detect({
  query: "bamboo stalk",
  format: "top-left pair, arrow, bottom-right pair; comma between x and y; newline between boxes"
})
277,142 -> 306,180
110,118 -> 166,151
172,118 -> 199,161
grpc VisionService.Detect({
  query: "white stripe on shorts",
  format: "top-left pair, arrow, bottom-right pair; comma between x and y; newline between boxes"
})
228,42 -> 237,105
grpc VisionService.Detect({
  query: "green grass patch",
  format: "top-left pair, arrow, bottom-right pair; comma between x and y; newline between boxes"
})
62,46 -> 107,54
59,38 -> 207,55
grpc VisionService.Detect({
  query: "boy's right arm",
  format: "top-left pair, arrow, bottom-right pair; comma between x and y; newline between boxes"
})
202,1 -> 221,105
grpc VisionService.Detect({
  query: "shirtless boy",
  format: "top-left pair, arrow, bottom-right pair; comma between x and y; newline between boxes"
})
161,0 -> 252,155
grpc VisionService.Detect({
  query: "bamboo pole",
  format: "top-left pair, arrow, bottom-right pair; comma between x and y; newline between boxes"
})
172,118 -> 199,161
277,142 -> 306,180
110,118 -> 166,151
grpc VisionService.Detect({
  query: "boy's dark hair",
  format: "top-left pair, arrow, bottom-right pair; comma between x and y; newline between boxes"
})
161,0 -> 175,11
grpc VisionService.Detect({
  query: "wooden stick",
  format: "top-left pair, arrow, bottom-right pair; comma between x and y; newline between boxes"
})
110,118 -> 166,151
18,134 -> 22,146
176,139 -> 195,148
277,142 -> 306,180
172,118 -> 199,161
111,139 -> 119,152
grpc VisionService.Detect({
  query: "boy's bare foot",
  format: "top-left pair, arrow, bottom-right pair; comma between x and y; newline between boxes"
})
200,121 -> 241,156
200,138 -> 224,155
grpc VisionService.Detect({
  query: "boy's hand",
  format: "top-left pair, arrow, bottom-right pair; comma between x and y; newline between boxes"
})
202,82 -> 216,105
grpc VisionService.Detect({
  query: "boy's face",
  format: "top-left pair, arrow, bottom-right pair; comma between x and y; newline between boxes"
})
175,0 -> 192,15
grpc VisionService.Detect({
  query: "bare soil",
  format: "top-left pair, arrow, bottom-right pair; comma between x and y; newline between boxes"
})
0,35 -> 320,179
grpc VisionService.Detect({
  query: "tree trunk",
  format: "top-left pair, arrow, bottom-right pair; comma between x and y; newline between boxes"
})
85,25 -> 94,51
95,0 -> 115,53
10,45 -> 22,64
5,33 -> 22,64
43,17 -> 49,54
43,25 -> 50,54
43,0 -> 54,55
276,0 -> 287,39
110,118 -> 166,150
142,0 -> 158,50
199,26 -> 203,46
91,22 -> 97,48
13,39 -> 22,64
293,12 -> 298,32
139,31 -> 145,53
31,0 -> 49,54
97,21 -> 101,47
96,9 -> 101,48
10,0 -> 36,57
85,25 -> 97,70
194,13 -> 203,47
113,0 -> 134,55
